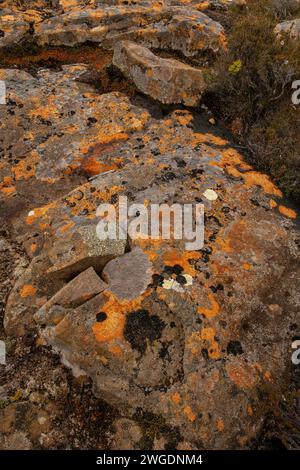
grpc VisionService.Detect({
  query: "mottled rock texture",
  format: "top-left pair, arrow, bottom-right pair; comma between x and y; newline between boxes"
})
113,41 -> 206,105
2,63 -> 299,449
0,1 -> 226,62
0,0 -> 299,451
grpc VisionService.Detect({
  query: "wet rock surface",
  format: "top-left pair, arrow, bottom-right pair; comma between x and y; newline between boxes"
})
0,0 -> 300,451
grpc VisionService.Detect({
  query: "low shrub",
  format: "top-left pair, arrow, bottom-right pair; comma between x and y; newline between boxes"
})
208,0 -> 300,202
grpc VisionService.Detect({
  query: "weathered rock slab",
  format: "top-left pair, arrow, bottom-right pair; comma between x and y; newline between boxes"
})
113,40 -> 206,105
2,63 -> 300,449
33,5 -> 226,57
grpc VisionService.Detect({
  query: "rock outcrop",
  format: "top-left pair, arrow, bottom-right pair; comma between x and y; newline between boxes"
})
2,64 -> 299,448
1,0 -> 300,451
0,2 -> 226,57
113,41 -> 206,105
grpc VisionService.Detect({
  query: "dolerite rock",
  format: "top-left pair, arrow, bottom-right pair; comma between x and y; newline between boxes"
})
33,5 -> 226,57
274,18 -> 300,41
113,41 -> 206,105
3,66 -> 300,448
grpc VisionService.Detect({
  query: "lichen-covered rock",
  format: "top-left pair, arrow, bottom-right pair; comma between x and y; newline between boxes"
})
102,247 -> 153,300
3,65 -> 299,448
0,9 -> 43,49
274,18 -> 300,41
113,41 -> 206,105
34,267 -> 108,326
33,5 -> 226,57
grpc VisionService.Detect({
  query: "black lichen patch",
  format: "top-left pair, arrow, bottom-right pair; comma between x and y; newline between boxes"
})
96,312 -> 107,323
124,309 -> 165,355
227,340 -> 243,356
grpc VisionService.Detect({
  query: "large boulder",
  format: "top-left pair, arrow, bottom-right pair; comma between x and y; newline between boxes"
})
113,41 -> 206,105
3,67 -> 300,448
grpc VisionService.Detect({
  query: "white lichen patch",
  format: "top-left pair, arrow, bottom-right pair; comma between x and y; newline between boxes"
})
183,274 -> 193,286
162,279 -> 184,293
203,189 -> 218,201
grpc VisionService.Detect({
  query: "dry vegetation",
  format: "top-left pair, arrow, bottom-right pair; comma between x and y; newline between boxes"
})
208,0 -> 300,201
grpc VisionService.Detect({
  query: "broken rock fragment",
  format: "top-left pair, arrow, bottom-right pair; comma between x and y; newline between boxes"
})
113,40 -> 206,105
34,267 -> 108,326
47,224 -> 127,279
102,247 -> 153,300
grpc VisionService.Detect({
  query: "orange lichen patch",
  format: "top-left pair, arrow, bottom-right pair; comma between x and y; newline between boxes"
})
30,243 -> 37,254
58,221 -> 75,234
64,184 -> 123,217
183,406 -> 196,423
247,405 -> 254,417
211,149 -> 282,197
187,327 -> 221,359
92,291 -> 149,344
174,111 -> 194,127
215,219 -> 258,256
108,342 -> 123,356
227,165 -> 282,197
92,296 -> 125,343
0,185 -> 16,196
171,392 -> 181,405
200,327 -> 221,359
20,285 -> 37,298
80,156 -> 118,176
193,132 -> 228,148
226,362 -> 258,389
198,291 -> 220,319
243,263 -> 251,271
211,260 -> 230,274
26,202 -> 56,225
278,205 -> 297,219
163,249 -> 200,277
217,418 -> 225,432
12,156 -> 38,181
264,371 -> 272,382
269,199 -> 278,209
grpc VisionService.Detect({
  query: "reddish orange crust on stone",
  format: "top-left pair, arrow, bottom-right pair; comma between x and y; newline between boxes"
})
183,405 -> 196,423
198,291 -> 220,319
226,362 -> 258,389
163,249 -> 199,276
20,285 -> 37,298
278,205 -> 297,219
92,290 -> 149,343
